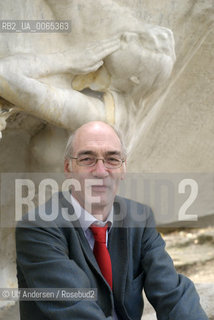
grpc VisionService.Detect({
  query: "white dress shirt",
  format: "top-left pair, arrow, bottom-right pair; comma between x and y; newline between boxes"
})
70,195 -> 118,320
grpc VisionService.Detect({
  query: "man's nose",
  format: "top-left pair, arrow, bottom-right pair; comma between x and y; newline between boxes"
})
92,159 -> 109,177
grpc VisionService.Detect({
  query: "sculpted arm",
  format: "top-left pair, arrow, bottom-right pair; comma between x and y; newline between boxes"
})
0,37 -> 120,128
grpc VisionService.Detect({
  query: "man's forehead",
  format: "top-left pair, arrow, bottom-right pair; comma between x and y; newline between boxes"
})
73,123 -> 122,151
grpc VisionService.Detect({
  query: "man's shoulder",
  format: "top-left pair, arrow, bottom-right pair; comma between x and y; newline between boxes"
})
114,195 -> 150,208
15,192 -> 75,250
16,191 -> 76,230
113,195 -> 156,228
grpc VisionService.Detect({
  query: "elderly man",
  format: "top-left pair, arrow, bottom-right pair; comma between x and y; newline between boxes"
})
16,121 -> 208,320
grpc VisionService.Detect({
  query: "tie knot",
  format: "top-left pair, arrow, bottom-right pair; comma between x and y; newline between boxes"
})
90,224 -> 108,243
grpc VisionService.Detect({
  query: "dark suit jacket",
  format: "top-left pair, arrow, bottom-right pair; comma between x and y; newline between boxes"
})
16,192 -> 208,320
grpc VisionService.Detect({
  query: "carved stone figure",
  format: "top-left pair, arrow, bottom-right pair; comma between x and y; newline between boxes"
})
0,0 -> 175,148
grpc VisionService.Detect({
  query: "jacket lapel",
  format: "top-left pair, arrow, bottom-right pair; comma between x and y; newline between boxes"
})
75,227 -> 102,274
108,197 -> 129,303
108,227 -> 129,298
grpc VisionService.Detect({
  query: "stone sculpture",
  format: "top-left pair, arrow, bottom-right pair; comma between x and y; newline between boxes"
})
0,0 -> 175,148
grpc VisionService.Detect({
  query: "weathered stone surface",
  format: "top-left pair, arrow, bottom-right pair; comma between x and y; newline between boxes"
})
165,228 -> 214,270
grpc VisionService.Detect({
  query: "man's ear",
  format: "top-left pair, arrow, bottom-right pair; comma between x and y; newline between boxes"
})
64,159 -> 72,178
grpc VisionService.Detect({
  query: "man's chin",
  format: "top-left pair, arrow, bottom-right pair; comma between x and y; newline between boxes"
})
87,197 -> 109,208
85,193 -> 113,209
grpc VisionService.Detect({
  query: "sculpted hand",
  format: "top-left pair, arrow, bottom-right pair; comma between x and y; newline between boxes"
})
62,36 -> 120,74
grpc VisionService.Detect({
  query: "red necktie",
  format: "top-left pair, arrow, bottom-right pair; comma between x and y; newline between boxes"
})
90,224 -> 112,289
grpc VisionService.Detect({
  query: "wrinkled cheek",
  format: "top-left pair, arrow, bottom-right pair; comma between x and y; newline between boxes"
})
113,179 -> 121,193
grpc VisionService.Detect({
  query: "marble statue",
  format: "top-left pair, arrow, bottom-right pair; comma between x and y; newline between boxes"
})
0,0 -> 175,148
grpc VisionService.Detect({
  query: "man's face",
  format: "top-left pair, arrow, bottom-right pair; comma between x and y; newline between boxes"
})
64,122 -> 126,215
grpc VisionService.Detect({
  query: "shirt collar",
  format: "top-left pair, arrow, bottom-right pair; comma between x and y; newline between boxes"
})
70,195 -> 113,232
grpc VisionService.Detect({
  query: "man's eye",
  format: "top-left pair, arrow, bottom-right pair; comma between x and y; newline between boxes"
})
107,157 -> 121,163
79,157 -> 94,162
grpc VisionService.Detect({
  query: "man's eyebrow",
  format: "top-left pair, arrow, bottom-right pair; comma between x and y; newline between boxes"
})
76,150 -> 96,157
105,151 -> 122,156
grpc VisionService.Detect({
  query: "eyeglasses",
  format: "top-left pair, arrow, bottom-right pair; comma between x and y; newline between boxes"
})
70,155 -> 125,169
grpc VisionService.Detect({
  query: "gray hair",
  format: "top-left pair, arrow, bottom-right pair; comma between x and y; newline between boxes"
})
64,122 -> 127,160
